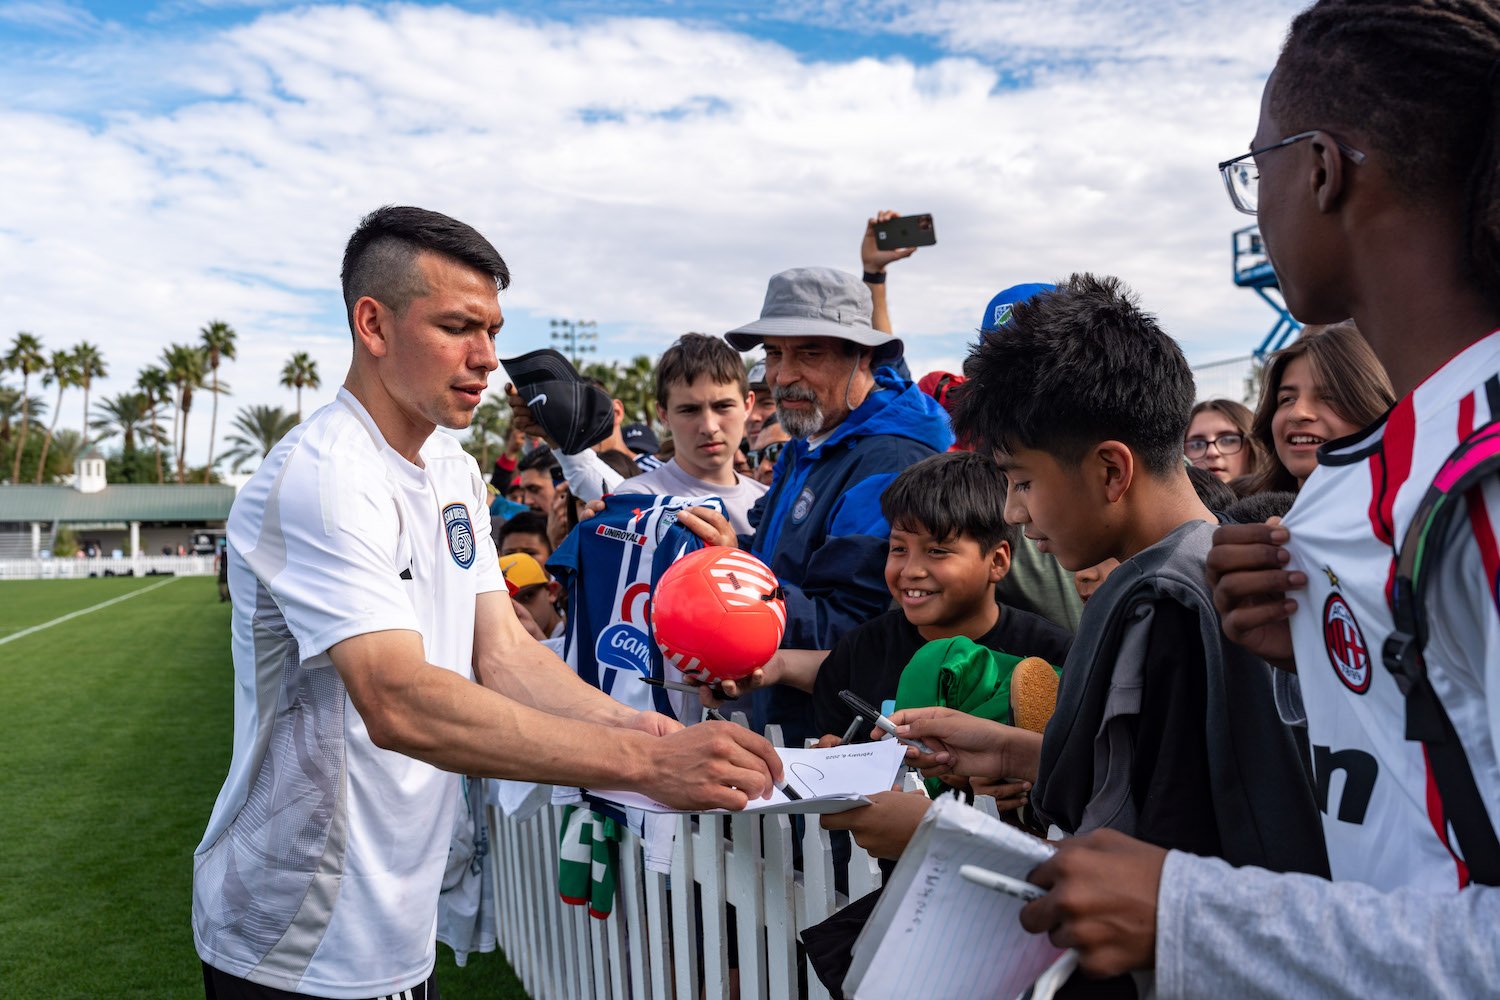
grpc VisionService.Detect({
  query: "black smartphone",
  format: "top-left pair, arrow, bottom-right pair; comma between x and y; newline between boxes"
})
874,213 -> 937,251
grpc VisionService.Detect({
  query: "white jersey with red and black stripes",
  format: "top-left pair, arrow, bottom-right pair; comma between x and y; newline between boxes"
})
1282,330 -> 1500,892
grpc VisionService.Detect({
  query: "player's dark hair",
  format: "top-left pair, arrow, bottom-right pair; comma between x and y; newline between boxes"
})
497,511 -> 550,548
1223,491 -> 1298,525
1272,0 -> 1500,301
340,205 -> 510,335
655,333 -> 748,406
1187,463 -> 1236,515
1245,322 -> 1395,494
880,451 -> 1018,552
952,273 -> 1194,476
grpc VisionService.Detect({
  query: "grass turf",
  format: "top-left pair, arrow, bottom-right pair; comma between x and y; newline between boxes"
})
0,577 -> 527,998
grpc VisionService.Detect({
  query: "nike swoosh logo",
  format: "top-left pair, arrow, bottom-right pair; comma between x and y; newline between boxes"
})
528,393 -> 548,408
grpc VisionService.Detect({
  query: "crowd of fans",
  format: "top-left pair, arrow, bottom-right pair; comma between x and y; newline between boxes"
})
477,202 -> 1417,995
194,1 -> 1500,996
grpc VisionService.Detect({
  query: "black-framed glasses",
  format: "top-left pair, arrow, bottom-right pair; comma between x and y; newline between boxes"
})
1217,130 -> 1367,216
748,442 -> 784,466
1185,433 -> 1245,458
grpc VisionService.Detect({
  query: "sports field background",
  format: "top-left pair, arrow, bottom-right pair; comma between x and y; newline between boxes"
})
0,576 -> 527,998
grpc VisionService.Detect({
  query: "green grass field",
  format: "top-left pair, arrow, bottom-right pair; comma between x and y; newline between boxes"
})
0,576 -> 527,998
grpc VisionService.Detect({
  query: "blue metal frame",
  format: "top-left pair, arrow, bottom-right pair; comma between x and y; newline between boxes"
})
1231,224 -> 1301,356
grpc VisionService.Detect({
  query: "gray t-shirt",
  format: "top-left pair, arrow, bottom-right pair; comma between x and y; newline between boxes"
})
615,459 -> 767,536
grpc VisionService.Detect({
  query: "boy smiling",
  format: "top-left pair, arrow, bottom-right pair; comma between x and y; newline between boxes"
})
810,451 -> 1072,741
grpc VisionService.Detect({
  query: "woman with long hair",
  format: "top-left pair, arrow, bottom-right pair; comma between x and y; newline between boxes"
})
1185,398 -> 1263,488
1242,321 -> 1394,494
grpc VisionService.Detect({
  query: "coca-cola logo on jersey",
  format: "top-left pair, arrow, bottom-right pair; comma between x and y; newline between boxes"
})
1323,592 -> 1372,694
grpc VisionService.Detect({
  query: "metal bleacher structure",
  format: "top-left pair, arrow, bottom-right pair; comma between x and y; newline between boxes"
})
1232,224 -> 1302,356
1190,224 -> 1301,404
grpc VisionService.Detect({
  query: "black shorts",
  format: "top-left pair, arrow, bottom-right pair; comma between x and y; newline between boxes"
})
202,962 -> 439,1000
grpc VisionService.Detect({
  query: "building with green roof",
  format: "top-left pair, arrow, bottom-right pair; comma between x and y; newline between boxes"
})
0,451 -> 235,561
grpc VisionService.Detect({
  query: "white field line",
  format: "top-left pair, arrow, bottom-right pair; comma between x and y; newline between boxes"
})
0,577 -> 182,648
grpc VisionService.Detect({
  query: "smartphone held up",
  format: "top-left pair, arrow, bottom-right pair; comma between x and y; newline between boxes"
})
874,213 -> 937,251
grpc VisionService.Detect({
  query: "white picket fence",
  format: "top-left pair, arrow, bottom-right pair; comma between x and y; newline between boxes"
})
0,555 -> 216,580
485,798 -> 880,1000
482,729 -> 998,1000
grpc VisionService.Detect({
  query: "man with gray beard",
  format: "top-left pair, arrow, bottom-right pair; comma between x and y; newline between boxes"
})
681,267 -> 953,744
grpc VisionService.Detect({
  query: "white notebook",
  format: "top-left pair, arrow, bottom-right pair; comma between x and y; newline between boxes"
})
844,795 -> 1068,999
587,738 -> 906,815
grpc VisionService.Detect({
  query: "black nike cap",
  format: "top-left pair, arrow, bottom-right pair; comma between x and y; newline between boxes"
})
499,348 -> 616,455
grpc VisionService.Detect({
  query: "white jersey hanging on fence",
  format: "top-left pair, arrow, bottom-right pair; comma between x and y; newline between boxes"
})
547,492 -> 727,721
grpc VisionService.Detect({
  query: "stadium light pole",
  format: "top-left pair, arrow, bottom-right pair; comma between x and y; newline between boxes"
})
549,319 -> 598,366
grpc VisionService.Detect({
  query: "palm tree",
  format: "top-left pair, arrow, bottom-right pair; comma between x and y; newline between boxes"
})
5,331 -> 45,483
72,341 -> 107,449
136,366 -> 172,484
91,391 -> 161,455
220,404 -> 296,472
280,351 -> 321,421
34,348 -> 80,483
616,354 -> 659,428
199,320 -> 236,482
0,385 -> 46,446
162,343 -> 207,484
465,398 -> 507,469
47,428 -> 84,476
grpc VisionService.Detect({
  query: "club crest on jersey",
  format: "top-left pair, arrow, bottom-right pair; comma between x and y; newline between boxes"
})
792,487 -> 815,523
1322,572 -> 1371,693
442,502 -> 475,569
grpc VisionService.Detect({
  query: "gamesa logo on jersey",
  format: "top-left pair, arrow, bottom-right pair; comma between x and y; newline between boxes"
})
442,502 -> 476,569
1323,592 -> 1371,693
596,623 -> 653,681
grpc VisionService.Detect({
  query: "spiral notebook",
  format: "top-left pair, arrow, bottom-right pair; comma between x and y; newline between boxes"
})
843,795 -> 1068,999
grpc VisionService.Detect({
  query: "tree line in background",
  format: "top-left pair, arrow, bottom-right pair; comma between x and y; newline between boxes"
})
2,331 -> 661,484
1,325 -> 323,485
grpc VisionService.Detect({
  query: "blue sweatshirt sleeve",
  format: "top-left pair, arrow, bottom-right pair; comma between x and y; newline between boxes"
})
778,473 -> 900,649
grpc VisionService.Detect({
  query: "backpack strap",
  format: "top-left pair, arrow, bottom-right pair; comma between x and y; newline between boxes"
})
1383,407 -> 1500,885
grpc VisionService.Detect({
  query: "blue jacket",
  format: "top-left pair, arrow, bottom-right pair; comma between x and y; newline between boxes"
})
744,369 -> 954,738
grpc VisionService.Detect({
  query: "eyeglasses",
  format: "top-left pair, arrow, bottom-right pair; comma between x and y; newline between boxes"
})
1217,131 -> 1367,216
748,442 -> 784,466
1185,433 -> 1245,458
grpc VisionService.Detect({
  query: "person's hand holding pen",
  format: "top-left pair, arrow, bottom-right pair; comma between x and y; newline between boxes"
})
885,706 -> 1043,791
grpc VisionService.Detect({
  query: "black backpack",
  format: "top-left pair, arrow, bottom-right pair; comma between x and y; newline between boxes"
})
1383,412 -> 1500,885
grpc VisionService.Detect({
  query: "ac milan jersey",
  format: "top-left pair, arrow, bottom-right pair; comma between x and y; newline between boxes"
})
1282,331 -> 1500,891
546,493 -> 726,721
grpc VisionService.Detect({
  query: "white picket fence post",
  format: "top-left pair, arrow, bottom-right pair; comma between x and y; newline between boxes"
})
0,554 -> 216,580
483,727 -> 892,999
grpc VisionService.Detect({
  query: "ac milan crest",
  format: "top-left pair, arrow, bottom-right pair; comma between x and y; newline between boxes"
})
1323,587 -> 1371,694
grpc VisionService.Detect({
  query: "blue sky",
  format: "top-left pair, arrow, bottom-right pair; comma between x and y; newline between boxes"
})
1,0 -> 1303,462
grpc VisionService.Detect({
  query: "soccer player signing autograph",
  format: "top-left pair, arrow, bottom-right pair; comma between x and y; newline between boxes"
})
1014,4 -> 1500,996
192,206 -> 781,1000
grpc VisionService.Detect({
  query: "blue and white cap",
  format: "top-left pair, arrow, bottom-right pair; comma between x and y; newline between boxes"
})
979,283 -> 1055,334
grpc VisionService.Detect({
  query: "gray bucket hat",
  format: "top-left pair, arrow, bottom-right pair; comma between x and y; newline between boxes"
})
725,267 -> 904,366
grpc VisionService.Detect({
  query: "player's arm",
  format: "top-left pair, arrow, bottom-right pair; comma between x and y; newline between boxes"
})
470,589 -> 639,726
330,627 -> 783,809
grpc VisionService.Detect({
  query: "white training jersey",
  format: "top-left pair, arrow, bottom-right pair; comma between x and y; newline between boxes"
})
1283,331 -> 1500,892
193,388 -> 506,998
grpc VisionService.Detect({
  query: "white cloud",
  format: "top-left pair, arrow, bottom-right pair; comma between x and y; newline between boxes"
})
0,2 -> 1296,470
0,0 -> 102,35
